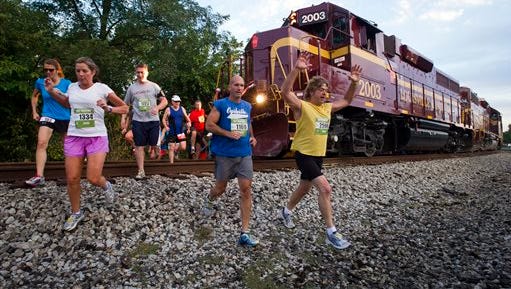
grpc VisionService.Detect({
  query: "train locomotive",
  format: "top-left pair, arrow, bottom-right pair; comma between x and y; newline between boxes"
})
227,2 -> 503,157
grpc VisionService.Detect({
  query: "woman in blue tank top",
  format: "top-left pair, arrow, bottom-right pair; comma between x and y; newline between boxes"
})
25,59 -> 71,187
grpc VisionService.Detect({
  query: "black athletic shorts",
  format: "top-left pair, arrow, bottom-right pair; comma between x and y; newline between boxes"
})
294,151 -> 324,181
39,117 -> 69,134
192,130 -> 206,146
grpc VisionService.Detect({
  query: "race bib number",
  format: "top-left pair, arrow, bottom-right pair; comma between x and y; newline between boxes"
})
39,116 -> 55,123
198,115 -> 205,123
314,117 -> 329,135
74,108 -> 95,129
138,99 -> 151,112
231,118 -> 248,136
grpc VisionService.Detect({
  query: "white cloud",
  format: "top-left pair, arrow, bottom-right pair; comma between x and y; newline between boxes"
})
207,0 -> 311,42
395,0 -> 413,23
436,0 -> 492,7
419,9 -> 464,21
413,0 -> 492,23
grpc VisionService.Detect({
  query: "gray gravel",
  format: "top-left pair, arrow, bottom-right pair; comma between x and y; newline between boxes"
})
1,152 -> 510,288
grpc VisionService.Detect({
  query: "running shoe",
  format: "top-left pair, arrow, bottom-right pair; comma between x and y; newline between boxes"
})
135,170 -> 145,180
201,195 -> 215,217
326,231 -> 351,249
238,232 -> 259,247
63,211 -> 84,231
25,175 -> 45,187
279,207 -> 295,228
104,181 -> 117,203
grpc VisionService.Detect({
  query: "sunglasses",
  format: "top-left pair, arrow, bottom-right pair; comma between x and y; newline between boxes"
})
43,68 -> 55,72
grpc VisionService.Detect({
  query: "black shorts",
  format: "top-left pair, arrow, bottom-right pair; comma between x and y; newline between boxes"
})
163,131 -> 186,144
39,117 -> 69,134
295,151 -> 323,181
192,130 -> 206,145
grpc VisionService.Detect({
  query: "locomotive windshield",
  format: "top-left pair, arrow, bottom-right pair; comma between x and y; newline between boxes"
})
332,13 -> 349,48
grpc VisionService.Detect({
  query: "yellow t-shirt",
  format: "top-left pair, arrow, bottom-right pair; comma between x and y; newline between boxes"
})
291,101 -> 332,156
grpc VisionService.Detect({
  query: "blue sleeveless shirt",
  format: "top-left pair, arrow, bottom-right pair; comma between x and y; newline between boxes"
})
167,106 -> 185,136
210,98 -> 252,157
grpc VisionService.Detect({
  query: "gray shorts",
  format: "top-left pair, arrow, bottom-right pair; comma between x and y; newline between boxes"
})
214,155 -> 253,181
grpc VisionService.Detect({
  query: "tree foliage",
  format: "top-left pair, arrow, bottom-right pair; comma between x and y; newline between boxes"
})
0,0 -> 242,161
0,0 -> 59,161
503,125 -> 511,144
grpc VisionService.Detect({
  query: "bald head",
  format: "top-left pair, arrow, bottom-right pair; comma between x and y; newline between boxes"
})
229,75 -> 244,85
228,75 -> 245,102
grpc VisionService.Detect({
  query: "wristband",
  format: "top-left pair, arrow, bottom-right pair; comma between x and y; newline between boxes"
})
107,105 -> 113,113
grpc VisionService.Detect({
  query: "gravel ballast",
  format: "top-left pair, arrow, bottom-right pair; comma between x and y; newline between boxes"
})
1,152 -> 510,288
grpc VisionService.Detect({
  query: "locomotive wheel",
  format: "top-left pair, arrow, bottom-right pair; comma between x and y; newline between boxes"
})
361,130 -> 379,157
364,144 -> 376,157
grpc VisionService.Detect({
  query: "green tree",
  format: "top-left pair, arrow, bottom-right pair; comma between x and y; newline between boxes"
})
0,0 -> 242,161
0,0 -> 61,161
29,0 -> 242,97
503,124 -> 511,144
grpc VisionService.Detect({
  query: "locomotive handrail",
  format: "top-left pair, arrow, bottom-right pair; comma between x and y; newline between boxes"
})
324,25 -> 353,42
269,83 -> 282,101
298,35 -> 319,81
270,45 -> 287,84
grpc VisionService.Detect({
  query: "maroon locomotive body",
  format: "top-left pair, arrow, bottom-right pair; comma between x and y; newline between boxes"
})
234,2 -> 502,157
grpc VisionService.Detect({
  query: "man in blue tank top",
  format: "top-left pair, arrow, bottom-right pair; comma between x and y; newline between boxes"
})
162,94 -> 191,164
202,75 -> 259,247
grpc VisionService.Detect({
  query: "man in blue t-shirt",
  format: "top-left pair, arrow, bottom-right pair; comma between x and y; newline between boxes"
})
202,75 -> 259,247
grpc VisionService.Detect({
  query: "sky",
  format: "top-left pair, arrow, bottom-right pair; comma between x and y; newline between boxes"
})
196,0 -> 511,132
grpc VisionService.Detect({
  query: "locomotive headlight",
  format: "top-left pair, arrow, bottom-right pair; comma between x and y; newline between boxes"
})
255,94 -> 266,104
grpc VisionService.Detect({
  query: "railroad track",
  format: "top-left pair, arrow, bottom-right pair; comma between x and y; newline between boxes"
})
0,151 -> 499,184
0,159 -> 298,184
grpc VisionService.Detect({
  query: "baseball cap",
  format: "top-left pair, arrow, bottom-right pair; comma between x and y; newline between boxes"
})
171,95 -> 181,102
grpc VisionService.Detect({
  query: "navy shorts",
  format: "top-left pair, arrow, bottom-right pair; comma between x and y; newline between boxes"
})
132,120 -> 160,147
295,151 -> 323,181
39,117 -> 69,134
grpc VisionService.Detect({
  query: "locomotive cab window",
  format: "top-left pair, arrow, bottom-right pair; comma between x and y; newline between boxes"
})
332,14 -> 349,48
354,17 -> 379,53
360,26 -> 376,52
